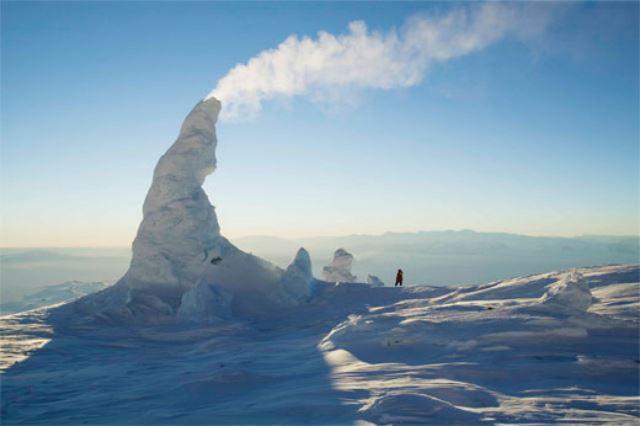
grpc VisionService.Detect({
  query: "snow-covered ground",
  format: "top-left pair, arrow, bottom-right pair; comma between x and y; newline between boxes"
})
1,264 -> 638,424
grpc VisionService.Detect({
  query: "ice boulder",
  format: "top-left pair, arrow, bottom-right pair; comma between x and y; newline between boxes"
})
74,98 -> 310,324
539,271 -> 593,312
366,275 -> 385,287
322,248 -> 357,283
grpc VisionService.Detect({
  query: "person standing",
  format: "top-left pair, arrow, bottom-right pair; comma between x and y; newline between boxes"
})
395,269 -> 403,287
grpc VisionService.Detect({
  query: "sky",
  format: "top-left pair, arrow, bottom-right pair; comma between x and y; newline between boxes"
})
1,1 -> 638,247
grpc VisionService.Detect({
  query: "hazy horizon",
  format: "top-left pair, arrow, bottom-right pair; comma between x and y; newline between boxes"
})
1,229 -> 638,250
2,230 -> 637,305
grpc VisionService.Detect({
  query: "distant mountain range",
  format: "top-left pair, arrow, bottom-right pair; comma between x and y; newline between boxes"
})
0,250 -> 82,263
0,248 -> 129,303
0,281 -> 110,315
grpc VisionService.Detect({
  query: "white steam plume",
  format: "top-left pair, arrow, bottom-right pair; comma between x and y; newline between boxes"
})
208,3 -> 556,119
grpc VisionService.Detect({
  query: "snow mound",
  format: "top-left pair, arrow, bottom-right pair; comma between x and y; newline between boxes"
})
539,270 -> 592,312
360,392 -> 480,424
74,99 -> 311,324
322,248 -> 357,283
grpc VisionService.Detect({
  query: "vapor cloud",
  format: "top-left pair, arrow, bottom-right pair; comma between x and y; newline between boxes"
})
209,3 -> 557,119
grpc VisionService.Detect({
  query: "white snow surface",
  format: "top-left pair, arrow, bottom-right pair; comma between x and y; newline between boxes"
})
323,248 -> 357,283
1,264 -> 638,424
73,99 -> 310,324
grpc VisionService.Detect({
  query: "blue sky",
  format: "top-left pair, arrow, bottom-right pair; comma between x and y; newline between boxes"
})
2,1 -> 638,247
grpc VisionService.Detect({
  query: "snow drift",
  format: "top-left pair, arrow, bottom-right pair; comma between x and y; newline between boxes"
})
74,99 -> 313,324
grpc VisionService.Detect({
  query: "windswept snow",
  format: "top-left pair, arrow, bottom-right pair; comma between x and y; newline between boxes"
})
590,282 -> 640,322
1,264 -> 638,424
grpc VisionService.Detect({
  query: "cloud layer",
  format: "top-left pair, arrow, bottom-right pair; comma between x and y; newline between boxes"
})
208,3 -> 556,119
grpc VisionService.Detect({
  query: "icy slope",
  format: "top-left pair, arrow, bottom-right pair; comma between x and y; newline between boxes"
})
1,265 -> 638,424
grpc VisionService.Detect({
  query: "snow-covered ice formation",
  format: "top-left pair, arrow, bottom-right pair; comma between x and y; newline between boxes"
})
366,274 -> 385,287
1,264 -> 638,424
322,248 -> 357,283
280,248 -> 314,300
74,99 -> 311,323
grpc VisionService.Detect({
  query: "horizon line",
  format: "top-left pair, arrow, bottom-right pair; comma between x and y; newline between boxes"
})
1,228 -> 638,250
